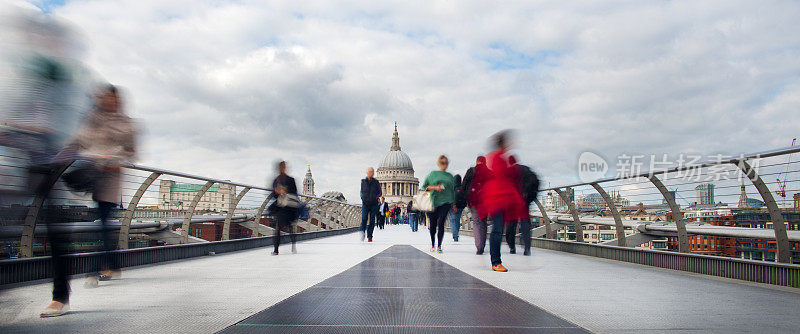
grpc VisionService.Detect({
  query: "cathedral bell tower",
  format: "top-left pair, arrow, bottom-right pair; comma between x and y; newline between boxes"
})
303,165 -> 315,196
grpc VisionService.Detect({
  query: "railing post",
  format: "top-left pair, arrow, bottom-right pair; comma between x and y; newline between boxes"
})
533,199 -> 554,239
118,172 -> 161,250
19,162 -> 72,258
591,183 -> 627,247
222,187 -> 250,241
649,175 -> 689,253
180,181 -> 214,244
554,188 -> 583,242
737,160 -> 792,263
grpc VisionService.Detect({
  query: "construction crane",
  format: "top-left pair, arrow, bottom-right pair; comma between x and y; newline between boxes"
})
776,138 -> 796,208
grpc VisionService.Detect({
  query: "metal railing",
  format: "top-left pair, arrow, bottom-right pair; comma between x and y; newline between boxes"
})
452,145 -> 800,287
528,145 -> 800,264
0,158 -> 362,258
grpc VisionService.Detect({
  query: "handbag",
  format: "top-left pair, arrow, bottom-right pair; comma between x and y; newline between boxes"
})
62,161 -> 99,193
412,191 -> 435,212
277,193 -> 301,208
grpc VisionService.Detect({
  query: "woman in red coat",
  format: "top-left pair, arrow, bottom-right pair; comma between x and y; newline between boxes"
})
478,130 -> 525,272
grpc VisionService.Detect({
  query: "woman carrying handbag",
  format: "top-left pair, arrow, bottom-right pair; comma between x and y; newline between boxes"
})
269,161 -> 299,255
67,85 -> 139,289
420,155 -> 455,253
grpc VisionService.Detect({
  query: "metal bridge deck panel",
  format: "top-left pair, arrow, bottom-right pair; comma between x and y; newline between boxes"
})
218,245 -> 587,333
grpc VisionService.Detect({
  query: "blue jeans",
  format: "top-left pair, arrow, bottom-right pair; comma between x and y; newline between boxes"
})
360,203 -> 378,238
409,213 -> 418,231
489,212 -> 505,266
449,208 -> 463,241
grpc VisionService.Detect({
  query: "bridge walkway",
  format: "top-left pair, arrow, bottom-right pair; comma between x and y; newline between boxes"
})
1,225 -> 798,333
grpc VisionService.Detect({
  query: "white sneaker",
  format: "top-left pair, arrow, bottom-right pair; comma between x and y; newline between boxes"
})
40,303 -> 69,318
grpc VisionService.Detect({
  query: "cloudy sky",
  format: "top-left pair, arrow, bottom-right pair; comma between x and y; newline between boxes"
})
9,0 -> 800,203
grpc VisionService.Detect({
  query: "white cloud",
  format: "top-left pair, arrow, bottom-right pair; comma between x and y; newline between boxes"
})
11,0 -> 800,204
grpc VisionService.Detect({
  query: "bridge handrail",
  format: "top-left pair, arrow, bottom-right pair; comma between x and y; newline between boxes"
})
529,145 -> 799,264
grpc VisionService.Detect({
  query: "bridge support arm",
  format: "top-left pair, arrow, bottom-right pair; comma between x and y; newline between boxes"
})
591,183 -> 627,247
533,199 -> 554,239
648,175 -> 689,253
737,160 -> 792,263
222,187 -> 251,240
554,188 -> 584,242
180,181 -> 215,244
118,172 -> 162,249
253,193 -> 274,236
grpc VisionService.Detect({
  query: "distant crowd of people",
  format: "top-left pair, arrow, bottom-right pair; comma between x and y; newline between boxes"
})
359,130 -> 539,272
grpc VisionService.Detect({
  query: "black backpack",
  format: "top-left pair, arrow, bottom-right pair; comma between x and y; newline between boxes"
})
519,165 -> 540,204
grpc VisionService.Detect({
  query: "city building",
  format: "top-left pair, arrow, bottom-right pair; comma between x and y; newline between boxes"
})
734,211 -> 800,262
375,123 -> 419,205
576,193 -> 605,212
543,190 -> 558,211
302,165 -> 315,196
695,183 -> 715,206
795,193 -> 800,212
158,180 -> 235,212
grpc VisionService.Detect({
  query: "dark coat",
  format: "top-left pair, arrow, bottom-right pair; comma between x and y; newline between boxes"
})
269,174 -> 298,224
360,177 -> 382,206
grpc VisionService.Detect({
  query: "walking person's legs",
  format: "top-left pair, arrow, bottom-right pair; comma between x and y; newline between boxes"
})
489,212 -> 507,271
85,201 -> 120,286
435,205 -> 448,250
520,219 -> 532,256
366,204 -> 376,241
272,219 -> 282,254
360,205 -> 368,240
33,166 -> 71,316
288,223 -> 297,253
505,220 -> 517,254
470,207 -> 486,254
427,211 -> 436,250
450,208 -> 462,242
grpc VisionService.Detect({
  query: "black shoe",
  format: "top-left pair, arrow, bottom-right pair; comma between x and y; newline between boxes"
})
476,250 -> 484,255
509,249 -> 516,254
523,250 -> 531,256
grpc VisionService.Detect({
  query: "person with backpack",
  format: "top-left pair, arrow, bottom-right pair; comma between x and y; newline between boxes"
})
478,130 -> 525,272
449,174 -> 465,242
505,155 -> 539,256
462,156 -> 488,254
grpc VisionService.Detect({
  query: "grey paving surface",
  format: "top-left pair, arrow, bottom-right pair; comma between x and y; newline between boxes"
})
2,225 -> 799,333
219,245 -> 587,333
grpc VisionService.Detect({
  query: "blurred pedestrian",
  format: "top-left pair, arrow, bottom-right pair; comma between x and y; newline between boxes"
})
377,196 -> 387,229
422,155 -> 455,253
407,199 -> 418,232
269,161 -> 299,255
360,167 -> 381,242
449,174 -> 465,242
67,84 -> 138,288
463,156 -> 488,254
478,130 -> 525,272
0,12 -> 89,317
509,155 -> 539,256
